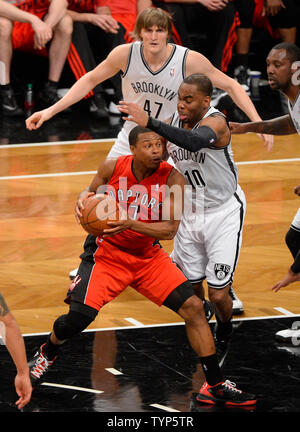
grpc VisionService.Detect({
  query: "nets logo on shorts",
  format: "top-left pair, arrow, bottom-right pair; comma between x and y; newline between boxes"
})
214,263 -> 231,280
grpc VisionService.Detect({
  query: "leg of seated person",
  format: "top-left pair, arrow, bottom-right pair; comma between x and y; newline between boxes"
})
0,17 -> 13,84
0,17 -> 23,116
39,14 -> 73,108
48,14 -> 73,85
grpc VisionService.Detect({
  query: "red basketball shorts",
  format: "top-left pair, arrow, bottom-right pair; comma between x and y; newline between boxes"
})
67,239 -> 187,311
12,11 -> 48,56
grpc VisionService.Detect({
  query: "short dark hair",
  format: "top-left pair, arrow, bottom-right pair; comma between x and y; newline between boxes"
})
128,126 -> 153,146
183,73 -> 213,97
271,42 -> 300,63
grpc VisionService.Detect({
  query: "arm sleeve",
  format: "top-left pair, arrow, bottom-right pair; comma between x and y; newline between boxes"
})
146,117 -> 218,152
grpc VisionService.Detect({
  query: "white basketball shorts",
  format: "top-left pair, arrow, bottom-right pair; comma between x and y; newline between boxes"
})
171,185 -> 246,288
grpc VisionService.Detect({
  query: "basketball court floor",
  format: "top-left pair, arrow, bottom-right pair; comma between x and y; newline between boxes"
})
0,85 -> 300,417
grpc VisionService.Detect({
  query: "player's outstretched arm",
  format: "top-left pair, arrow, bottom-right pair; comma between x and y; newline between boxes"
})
230,114 -> 297,135
271,268 -> 300,292
25,44 -> 129,130
0,293 -> 32,410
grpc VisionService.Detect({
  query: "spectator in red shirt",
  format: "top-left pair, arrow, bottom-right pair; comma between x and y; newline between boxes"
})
0,0 -> 73,116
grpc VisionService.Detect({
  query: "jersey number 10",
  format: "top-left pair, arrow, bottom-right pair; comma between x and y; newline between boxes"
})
184,169 -> 206,188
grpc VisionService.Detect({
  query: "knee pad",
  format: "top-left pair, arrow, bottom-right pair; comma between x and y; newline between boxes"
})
53,310 -> 94,341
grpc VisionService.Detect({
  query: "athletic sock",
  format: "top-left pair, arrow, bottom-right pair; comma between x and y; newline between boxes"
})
200,353 -> 224,386
215,315 -> 233,338
46,80 -> 59,89
0,84 -> 12,91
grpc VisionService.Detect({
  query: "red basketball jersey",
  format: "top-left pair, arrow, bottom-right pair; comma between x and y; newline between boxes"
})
104,155 -> 173,251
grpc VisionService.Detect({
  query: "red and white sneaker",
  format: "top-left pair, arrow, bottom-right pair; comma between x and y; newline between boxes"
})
28,343 -> 56,385
196,380 -> 257,406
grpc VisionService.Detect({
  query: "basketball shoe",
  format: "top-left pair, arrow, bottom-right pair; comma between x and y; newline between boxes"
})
196,380 -> 257,406
229,286 -> 244,315
28,343 -> 56,385
275,328 -> 300,345
69,268 -> 78,280
0,85 -> 23,116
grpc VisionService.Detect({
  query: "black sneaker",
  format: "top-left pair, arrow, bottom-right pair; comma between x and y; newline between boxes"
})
0,86 -> 23,116
89,93 -> 108,119
196,380 -> 257,406
28,343 -> 56,385
203,299 -> 214,322
39,82 -> 61,107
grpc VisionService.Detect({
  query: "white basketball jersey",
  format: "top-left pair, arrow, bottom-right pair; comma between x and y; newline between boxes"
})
288,91 -> 300,134
166,106 -> 238,208
108,42 -> 189,158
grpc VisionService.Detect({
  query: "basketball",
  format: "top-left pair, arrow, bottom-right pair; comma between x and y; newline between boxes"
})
79,194 -> 120,236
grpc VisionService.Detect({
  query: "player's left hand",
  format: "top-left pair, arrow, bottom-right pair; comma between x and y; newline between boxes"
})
271,268 -> 300,292
117,101 -> 149,127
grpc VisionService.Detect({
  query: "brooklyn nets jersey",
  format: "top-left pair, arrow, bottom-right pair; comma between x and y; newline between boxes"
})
288,90 -> 300,134
107,41 -> 189,158
166,106 -> 238,208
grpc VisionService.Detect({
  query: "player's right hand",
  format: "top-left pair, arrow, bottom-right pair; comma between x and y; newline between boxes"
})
25,109 -> 52,130
75,191 -> 95,223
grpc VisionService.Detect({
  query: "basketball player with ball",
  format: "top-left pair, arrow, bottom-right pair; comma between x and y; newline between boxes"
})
28,125 -> 256,406
26,7 -> 269,316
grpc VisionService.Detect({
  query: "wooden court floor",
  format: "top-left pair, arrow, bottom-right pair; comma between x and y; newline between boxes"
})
1,132 -> 300,335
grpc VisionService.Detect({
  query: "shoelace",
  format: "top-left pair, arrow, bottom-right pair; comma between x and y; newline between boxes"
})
223,380 -> 242,393
31,354 -> 51,378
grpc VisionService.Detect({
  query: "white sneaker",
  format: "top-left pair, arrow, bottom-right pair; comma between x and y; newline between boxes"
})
210,88 -> 227,107
69,268 -> 78,280
229,286 -> 244,315
275,328 -> 300,345
108,101 -> 121,115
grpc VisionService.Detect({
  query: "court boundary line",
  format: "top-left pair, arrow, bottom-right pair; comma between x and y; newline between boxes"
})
0,138 -> 115,149
1,157 -> 300,181
22,313 -> 300,338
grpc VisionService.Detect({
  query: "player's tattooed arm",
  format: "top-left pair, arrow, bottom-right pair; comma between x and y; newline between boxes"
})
230,115 -> 297,135
0,292 -> 10,317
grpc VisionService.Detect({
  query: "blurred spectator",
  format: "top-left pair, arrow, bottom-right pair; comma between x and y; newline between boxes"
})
0,291 -> 32,410
153,0 -> 240,72
0,0 -> 72,116
233,0 -> 297,92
